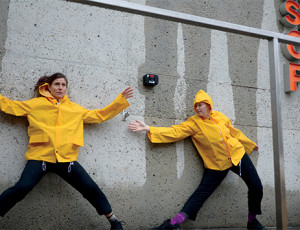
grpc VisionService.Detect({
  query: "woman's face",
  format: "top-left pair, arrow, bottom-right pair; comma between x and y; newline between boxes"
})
195,102 -> 211,118
48,78 -> 67,100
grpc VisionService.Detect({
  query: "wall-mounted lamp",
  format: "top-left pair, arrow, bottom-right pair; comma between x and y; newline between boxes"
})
143,74 -> 159,86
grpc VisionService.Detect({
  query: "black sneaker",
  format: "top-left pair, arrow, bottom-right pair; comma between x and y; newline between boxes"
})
247,219 -> 267,230
110,220 -> 125,230
152,219 -> 180,230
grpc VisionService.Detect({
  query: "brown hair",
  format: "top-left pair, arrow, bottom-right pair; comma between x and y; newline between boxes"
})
34,73 -> 68,97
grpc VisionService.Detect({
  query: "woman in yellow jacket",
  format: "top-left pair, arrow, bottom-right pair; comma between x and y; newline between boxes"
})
0,72 -> 133,230
129,90 -> 266,230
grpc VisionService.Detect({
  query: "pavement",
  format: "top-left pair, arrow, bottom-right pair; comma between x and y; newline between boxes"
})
140,227 -> 300,230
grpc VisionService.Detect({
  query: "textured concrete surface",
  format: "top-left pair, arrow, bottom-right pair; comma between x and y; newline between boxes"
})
174,228 -> 300,230
0,0 -> 299,230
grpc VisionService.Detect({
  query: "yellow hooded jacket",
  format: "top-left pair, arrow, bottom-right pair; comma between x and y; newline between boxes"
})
148,90 -> 256,171
0,83 -> 130,163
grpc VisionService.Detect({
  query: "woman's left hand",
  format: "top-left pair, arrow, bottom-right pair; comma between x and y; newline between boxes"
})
254,145 -> 259,151
122,86 -> 133,99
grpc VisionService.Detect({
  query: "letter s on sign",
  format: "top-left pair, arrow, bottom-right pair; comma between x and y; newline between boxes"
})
279,0 -> 300,27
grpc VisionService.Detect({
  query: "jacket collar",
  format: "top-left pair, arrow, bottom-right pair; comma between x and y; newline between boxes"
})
192,110 -> 216,121
38,83 -> 69,104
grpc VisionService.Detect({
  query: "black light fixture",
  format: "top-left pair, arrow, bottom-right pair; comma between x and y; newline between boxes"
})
143,74 -> 159,86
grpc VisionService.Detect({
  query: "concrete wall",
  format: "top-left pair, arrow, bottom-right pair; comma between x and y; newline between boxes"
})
0,0 -> 299,229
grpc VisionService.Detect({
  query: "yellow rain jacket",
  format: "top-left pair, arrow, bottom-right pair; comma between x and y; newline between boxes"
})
0,83 -> 130,163
148,90 -> 256,171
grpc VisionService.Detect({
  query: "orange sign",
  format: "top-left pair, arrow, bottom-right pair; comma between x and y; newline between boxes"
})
284,63 -> 300,91
280,0 -> 300,92
280,0 -> 300,27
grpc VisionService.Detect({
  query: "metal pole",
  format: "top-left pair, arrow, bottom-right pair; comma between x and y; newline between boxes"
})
268,37 -> 288,230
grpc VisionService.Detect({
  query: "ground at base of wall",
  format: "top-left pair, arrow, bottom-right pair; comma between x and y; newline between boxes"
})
158,227 -> 300,230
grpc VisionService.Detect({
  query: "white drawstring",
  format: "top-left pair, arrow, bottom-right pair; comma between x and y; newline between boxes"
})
42,161 -> 74,173
239,160 -> 242,176
42,161 -> 46,171
68,161 -> 74,173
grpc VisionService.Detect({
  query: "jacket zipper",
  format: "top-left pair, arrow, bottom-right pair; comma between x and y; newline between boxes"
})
210,118 -> 231,160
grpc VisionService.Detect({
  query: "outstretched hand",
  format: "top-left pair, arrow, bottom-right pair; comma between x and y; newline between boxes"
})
122,86 -> 133,99
128,120 -> 150,132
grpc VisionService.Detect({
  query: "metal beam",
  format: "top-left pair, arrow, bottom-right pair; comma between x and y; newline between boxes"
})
268,38 -> 288,230
72,0 -> 300,45
72,0 -> 293,228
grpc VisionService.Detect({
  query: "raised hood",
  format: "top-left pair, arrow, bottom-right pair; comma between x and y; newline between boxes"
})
39,83 -> 53,98
38,83 -> 68,104
193,90 -> 213,112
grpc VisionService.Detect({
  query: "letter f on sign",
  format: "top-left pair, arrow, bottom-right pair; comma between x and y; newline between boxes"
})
284,63 -> 300,92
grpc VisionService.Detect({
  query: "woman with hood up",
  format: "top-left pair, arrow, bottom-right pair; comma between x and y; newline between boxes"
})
0,72 -> 133,230
128,90 -> 266,230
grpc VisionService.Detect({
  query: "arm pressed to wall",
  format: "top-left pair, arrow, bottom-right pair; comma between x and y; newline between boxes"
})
225,119 -> 259,153
128,119 -> 195,143
0,94 -> 39,116
82,86 -> 133,123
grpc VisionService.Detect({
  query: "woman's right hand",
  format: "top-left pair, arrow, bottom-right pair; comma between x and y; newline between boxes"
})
121,86 -> 133,99
128,120 -> 150,132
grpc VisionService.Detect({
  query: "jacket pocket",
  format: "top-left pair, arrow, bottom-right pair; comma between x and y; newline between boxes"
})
67,136 -> 84,147
227,137 -> 239,148
29,134 -> 50,143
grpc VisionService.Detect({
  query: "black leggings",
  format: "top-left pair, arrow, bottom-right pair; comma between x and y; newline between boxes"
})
0,160 -> 112,217
181,154 -> 263,220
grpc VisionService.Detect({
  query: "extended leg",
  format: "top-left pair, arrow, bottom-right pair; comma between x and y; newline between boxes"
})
0,160 -> 46,216
231,154 -> 263,215
180,168 -> 228,221
55,161 -> 112,216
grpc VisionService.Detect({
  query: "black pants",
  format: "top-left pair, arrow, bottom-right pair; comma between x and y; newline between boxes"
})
0,160 -> 112,217
181,154 -> 263,221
